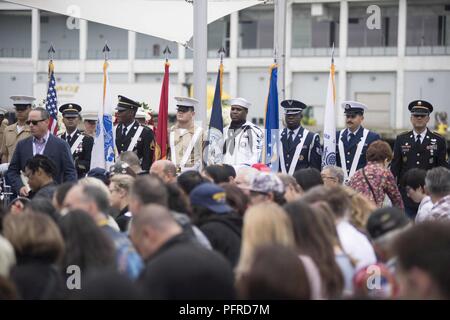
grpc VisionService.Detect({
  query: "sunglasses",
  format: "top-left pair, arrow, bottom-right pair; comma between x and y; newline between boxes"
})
25,119 -> 46,125
412,114 -> 427,118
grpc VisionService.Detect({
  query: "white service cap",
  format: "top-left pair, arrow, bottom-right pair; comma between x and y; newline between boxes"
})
174,96 -> 199,109
341,101 -> 368,114
229,97 -> 251,109
10,95 -> 36,105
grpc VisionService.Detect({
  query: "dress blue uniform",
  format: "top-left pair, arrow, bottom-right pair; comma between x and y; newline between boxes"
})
279,100 -> 322,174
391,100 -> 449,218
335,101 -> 380,180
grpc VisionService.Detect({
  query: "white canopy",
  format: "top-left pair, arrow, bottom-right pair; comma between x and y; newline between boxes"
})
5,0 -> 261,44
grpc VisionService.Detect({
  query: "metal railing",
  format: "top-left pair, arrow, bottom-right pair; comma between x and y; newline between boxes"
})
39,49 -> 79,60
406,46 -> 450,56
291,47 -> 340,57
238,48 -> 273,57
0,48 -> 32,58
347,46 -> 397,56
86,49 -> 128,59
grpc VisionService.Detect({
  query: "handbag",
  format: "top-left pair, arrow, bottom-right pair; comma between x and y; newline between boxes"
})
362,167 -> 379,206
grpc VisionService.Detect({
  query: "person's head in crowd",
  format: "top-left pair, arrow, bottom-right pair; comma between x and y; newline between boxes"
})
119,151 -> 143,175
236,202 -> 295,278
366,140 -> 393,168
129,175 -> 168,216
166,183 -> 192,215
321,165 -> 344,187
237,245 -> 311,300
129,204 -> 182,261
424,166 -> 450,204
177,170 -> 206,195
293,168 -> 323,193
87,167 -> 110,185
393,222 -> 450,299
52,181 -> 76,212
24,155 -> 56,193
222,164 -> 237,183
277,173 -> 302,203
59,210 -> 116,276
0,236 -> 15,277
344,187 -> 377,232
353,262 -> 399,299
7,197 -> 30,215
3,212 -> 64,265
109,174 -> 135,212
234,167 -> 258,194
78,176 -> 111,196
311,201 -> 345,252
367,207 -> 410,263
27,107 -> 50,139
247,172 -> 285,206
150,160 -> 177,184
24,197 -> 60,224
284,200 -> 344,299
190,183 -> 233,224
403,168 -> 428,204
63,184 -> 110,223
302,185 -> 351,221
220,183 -> 249,217
109,161 -> 136,178
202,165 -> 230,184
70,270 -> 143,300
0,276 -> 18,300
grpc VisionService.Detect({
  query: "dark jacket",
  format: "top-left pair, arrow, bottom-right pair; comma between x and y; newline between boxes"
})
5,134 -> 77,194
197,213 -> 242,267
60,129 -> 94,178
115,206 -> 132,232
29,181 -> 58,200
139,232 -> 235,300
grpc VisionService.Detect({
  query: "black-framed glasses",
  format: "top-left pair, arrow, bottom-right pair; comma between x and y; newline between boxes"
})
412,114 -> 427,118
25,119 -> 46,126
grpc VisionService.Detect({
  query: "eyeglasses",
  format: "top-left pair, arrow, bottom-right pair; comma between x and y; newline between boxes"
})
25,119 -> 46,126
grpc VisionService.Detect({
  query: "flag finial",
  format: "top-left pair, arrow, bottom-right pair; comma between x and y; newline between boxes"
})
48,43 -> 55,60
218,47 -> 226,64
102,42 -> 110,60
273,48 -> 277,63
163,46 -> 171,62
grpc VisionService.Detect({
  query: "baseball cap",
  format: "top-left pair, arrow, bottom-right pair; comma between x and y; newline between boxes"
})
366,207 -> 410,240
190,183 -> 232,214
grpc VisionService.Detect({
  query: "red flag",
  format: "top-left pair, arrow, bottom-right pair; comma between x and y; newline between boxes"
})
155,62 -> 169,160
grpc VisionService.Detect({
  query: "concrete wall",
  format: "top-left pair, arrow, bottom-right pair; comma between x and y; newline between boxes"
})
39,13 -> 79,59
0,11 -> 31,58
0,72 -> 33,108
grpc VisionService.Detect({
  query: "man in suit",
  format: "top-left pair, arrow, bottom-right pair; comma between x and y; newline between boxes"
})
5,107 -> 77,197
279,99 -> 321,175
336,101 -> 380,182
115,95 -> 155,172
59,103 -> 94,178
391,100 -> 448,218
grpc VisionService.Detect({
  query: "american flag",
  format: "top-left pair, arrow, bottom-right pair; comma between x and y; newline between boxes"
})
46,62 -> 58,135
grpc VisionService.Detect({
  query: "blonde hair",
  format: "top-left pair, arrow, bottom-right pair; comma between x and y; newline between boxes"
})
78,177 -> 110,197
110,174 -> 135,194
344,187 -> 377,231
3,212 -> 64,264
236,203 -> 295,278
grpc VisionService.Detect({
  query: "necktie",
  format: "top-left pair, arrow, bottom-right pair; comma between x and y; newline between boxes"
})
287,130 -> 294,149
416,134 -> 421,146
348,132 -> 355,143
122,126 -> 127,137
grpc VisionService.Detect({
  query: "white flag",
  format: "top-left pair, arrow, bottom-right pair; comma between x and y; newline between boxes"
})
90,60 -> 115,170
322,56 -> 336,168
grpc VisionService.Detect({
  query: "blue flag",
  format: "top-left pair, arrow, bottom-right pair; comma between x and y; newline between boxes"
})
264,64 -> 279,171
205,63 -> 224,166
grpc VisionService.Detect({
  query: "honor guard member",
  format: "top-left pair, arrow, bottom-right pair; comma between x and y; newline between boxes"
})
1,95 -> 33,164
59,103 -> 94,178
82,112 -> 98,137
0,108 -> 8,158
279,99 -> 322,175
223,98 -> 263,167
391,100 -> 448,218
115,95 -> 155,172
168,97 -> 204,173
336,101 -> 380,182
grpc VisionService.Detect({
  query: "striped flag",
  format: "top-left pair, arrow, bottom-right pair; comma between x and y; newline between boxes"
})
263,64 -> 279,172
205,61 -> 224,166
90,60 -> 115,170
322,49 -> 337,167
45,60 -> 58,135
154,62 -> 170,160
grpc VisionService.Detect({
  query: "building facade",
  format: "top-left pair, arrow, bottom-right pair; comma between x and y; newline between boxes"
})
0,0 -> 449,134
